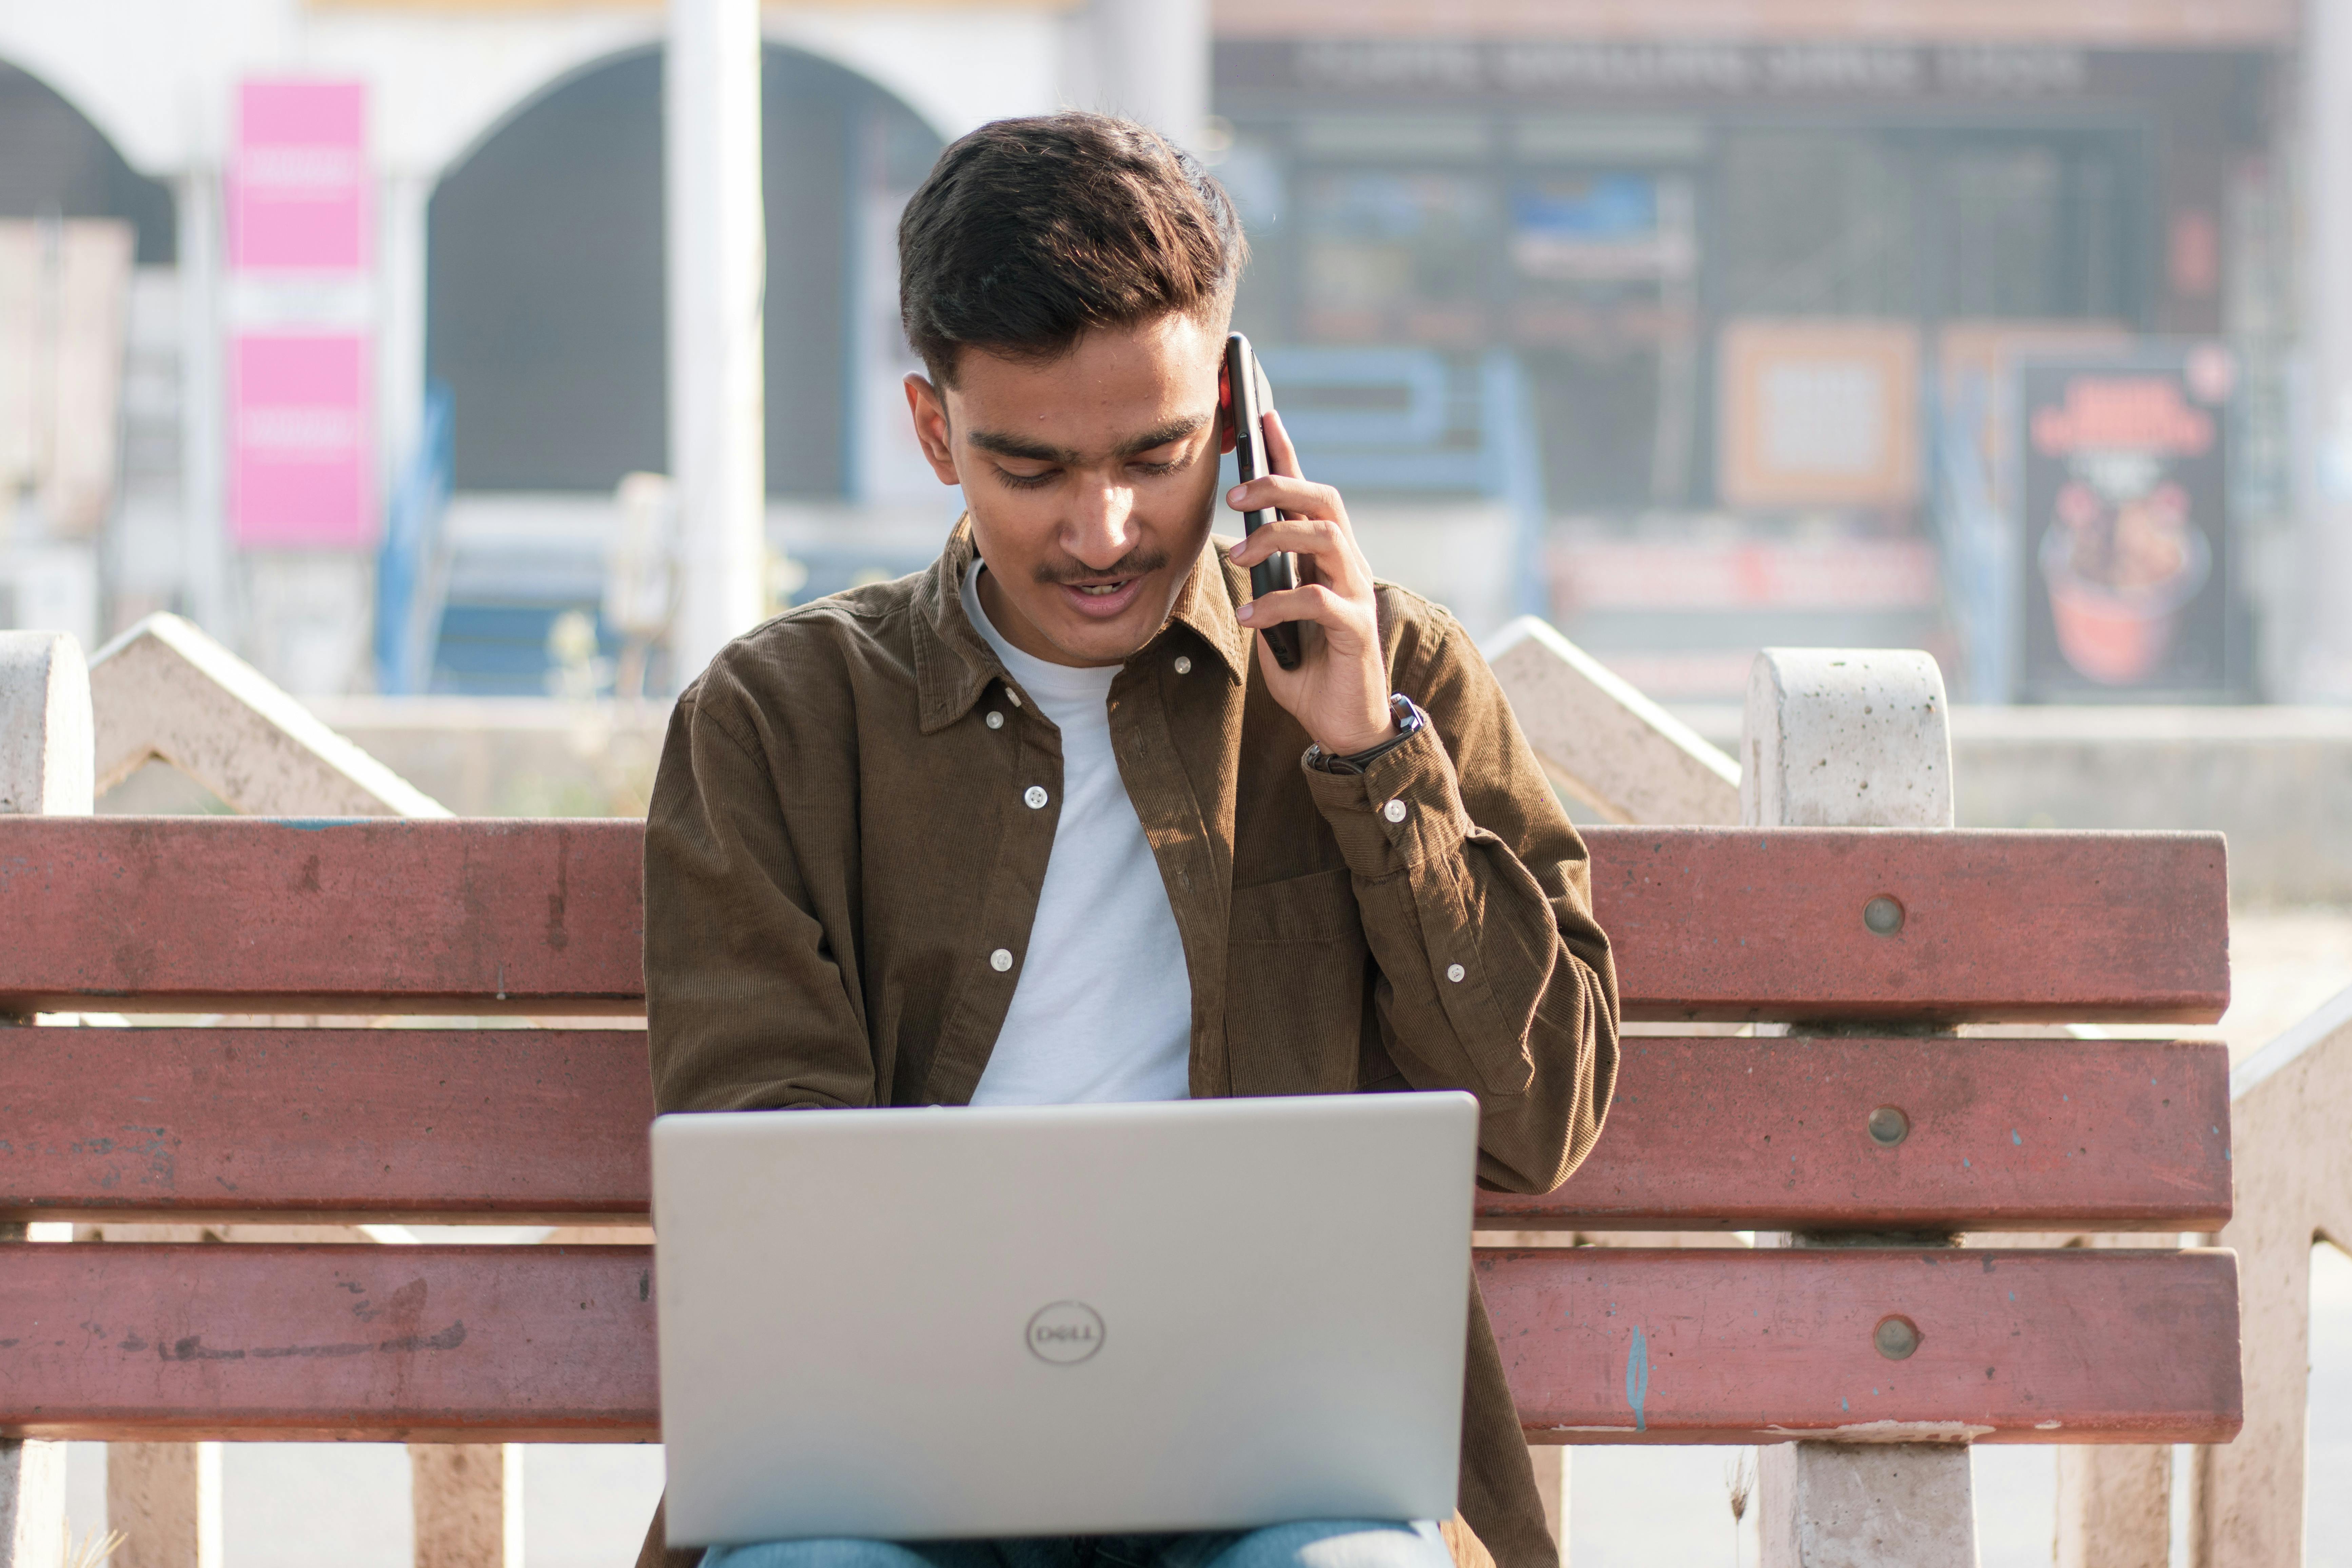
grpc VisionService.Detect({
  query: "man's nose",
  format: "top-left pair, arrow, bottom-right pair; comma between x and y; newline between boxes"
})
1063,473 -> 1139,567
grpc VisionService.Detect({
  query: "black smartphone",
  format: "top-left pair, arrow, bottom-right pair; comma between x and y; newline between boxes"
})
1224,332 -> 1302,671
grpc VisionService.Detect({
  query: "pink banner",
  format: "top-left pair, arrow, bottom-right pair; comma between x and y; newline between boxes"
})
231,334 -> 375,548
231,80 -> 369,272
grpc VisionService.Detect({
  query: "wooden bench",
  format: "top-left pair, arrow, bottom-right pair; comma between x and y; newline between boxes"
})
0,813 -> 2239,1489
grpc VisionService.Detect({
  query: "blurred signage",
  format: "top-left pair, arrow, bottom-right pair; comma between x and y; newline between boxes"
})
1273,42 -> 2083,97
1225,40 -> 2285,100
2017,348 -> 2233,699
1509,174 -> 1693,281
229,80 -> 375,548
231,81 -> 370,272
231,334 -> 374,548
1717,321 -> 1920,512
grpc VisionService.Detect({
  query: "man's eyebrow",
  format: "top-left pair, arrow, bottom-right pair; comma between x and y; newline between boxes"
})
966,429 -> 1079,464
1114,415 -> 1207,457
963,415 -> 1208,466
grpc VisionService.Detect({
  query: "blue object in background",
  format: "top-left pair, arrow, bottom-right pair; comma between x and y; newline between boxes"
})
1511,173 -> 1657,241
374,381 -> 627,698
374,382 -> 454,696
1254,347 -> 1551,620
1932,370 -> 2018,703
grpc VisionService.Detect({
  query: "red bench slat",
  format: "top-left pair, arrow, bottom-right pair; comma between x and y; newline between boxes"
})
0,1244 -> 2238,1444
1483,1246 -> 2242,1446
0,820 -> 2228,1023
1589,826 -> 2228,1023
0,818 -> 644,1017
0,1029 -> 653,1224
0,1244 -> 654,1442
0,1031 -> 2229,1232
1484,1034 -> 2232,1232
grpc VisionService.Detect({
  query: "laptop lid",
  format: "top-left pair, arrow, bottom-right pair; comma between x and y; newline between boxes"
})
652,1092 -> 1478,1546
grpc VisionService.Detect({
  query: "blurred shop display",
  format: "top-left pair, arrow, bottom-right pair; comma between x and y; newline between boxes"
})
1217,35 -> 2286,700
2018,348 -> 2237,699
1932,321 -> 2137,699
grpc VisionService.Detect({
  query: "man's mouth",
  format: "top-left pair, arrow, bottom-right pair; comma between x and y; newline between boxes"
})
1054,573 -> 1150,619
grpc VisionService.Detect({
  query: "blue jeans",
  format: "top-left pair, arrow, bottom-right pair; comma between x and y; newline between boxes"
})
703,1520 -> 1451,1568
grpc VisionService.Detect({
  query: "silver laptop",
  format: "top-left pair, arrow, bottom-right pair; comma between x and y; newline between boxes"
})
651,1092 -> 1478,1547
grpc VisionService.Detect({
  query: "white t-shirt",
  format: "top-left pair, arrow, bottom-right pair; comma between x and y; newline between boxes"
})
962,564 -> 1194,1105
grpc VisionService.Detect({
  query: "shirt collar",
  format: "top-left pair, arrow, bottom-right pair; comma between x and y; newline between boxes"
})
913,515 -> 1253,735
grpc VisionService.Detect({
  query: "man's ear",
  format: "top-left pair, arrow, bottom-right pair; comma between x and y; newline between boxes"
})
903,374 -> 962,486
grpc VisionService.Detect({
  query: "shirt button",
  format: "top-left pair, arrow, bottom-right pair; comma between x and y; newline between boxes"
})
985,711 -> 1005,730
1446,963 -> 1467,984
1007,689 -> 1023,707
990,948 -> 1014,973
1024,785 -> 1050,809
1174,654 -> 1193,675
1383,799 -> 1408,823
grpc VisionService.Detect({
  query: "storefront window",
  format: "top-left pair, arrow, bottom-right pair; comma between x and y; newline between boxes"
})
1718,132 -> 1921,317
1297,170 -> 1493,344
1231,111 -> 2152,521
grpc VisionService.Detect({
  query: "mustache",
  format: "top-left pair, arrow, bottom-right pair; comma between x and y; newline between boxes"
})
1034,547 -> 1170,586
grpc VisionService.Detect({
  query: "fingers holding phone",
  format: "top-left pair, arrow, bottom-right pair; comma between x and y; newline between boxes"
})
1226,407 -> 1397,759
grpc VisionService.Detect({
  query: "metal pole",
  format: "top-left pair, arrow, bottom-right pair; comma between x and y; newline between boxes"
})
176,170 -> 235,645
665,0 -> 767,685
1088,0 -> 1210,147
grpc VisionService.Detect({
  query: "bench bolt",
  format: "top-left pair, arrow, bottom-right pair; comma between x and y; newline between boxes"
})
1873,1315 -> 1922,1360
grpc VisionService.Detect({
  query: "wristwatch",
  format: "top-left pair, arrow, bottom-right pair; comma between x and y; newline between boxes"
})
1305,693 -> 1425,776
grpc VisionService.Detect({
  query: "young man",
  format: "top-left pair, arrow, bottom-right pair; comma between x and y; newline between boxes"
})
638,113 -> 1619,1568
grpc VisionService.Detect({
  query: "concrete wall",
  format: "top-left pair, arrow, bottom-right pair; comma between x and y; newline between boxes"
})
1675,704 -> 2352,905
240,697 -> 2352,905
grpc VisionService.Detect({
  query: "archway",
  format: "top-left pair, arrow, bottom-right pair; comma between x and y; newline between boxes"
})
0,58 -> 174,261
425,42 -> 945,496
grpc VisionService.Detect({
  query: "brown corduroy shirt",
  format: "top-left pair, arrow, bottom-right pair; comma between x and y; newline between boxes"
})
635,520 -> 1620,1568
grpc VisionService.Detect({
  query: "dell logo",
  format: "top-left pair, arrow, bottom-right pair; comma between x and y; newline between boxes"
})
1025,1301 -> 1105,1365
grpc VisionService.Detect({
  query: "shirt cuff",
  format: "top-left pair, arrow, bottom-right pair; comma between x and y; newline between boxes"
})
1300,716 -> 1472,880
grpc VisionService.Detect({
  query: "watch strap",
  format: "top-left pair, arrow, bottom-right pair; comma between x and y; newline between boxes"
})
1306,694 -> 1424,775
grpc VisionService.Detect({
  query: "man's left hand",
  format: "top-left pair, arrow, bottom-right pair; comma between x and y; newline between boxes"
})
1225,409 -> 1397,758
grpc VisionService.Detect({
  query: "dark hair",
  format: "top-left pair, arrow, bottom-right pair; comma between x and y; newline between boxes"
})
898,112 -> 1247,385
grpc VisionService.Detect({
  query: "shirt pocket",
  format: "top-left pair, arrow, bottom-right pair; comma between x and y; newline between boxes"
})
1226,866 -> 1370,1096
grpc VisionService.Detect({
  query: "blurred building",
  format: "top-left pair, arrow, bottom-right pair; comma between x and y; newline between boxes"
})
0,0 -> 1202,696
0,0 -> 2330,704
1215,0 -> 2300,701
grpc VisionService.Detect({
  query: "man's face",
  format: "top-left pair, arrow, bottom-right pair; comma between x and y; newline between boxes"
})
905,312 -> 1230,668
